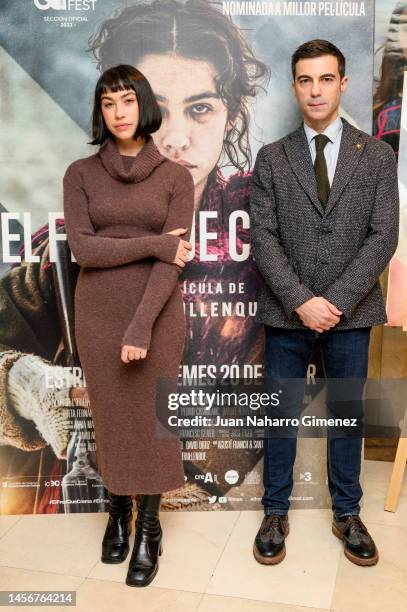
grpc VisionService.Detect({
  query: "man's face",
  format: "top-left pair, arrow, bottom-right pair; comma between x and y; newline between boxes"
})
137,54 -> 230,190
292,54 -> 348,126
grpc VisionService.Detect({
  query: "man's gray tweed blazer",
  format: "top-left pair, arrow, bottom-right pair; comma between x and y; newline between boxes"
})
249,117 -> 399,330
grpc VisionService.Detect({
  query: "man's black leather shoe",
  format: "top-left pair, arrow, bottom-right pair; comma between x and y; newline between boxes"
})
101,492 -> 133,564
253,514 -> 289,565
332,514 -> 379,566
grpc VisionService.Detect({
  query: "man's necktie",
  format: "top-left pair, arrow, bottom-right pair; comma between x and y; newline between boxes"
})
313,134 -> 331,207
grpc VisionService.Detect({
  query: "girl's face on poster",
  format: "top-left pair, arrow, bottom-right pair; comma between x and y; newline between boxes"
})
137,54 -> 230,189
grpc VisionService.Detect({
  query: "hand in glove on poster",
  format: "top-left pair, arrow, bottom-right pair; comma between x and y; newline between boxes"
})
7,354 -> 84,459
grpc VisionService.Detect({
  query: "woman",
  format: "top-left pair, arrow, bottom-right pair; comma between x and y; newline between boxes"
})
63,64 -> 194,587
88,0 -> 270,504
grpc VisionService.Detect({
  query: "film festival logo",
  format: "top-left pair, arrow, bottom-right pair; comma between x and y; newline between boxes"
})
224,469 -> 239,485
33,0 -> 97,10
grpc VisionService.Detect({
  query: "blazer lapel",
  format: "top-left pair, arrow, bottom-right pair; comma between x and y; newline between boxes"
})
283,125 -> 325,216
324,118 -> 366,216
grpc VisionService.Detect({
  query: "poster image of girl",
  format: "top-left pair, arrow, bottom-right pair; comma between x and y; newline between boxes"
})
374,2 -> 407,331
373,1 -> 407,156
88,0 -> 270,374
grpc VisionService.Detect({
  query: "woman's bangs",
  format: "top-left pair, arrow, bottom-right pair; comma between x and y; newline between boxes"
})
98,72 -> 136,97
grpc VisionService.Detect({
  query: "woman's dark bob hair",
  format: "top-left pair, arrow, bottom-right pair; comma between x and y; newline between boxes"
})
89,64 -> 162,145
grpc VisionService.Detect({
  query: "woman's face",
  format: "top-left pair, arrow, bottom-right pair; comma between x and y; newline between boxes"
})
100,88 -> 140,142
137,54 -> 230,189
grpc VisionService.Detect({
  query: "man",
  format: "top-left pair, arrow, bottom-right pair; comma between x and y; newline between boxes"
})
249,39 -> 399,567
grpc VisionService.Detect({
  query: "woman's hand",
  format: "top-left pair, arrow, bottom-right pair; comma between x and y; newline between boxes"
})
121,345 -> 148,363
166,227 -> 192,267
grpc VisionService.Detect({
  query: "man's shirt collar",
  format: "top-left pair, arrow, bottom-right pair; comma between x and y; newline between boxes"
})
303,115 -> 343,145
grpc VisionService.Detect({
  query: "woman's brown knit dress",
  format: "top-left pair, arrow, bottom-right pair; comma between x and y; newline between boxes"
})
63,136 -> 194,495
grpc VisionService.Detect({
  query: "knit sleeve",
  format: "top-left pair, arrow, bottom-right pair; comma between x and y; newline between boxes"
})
121,165 -> 195,350
63,162 -> 180,268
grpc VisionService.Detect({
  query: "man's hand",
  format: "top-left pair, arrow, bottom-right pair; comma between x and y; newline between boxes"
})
166,228 -> 192,267
121,346 -> 148,363
295,297 -> 342,332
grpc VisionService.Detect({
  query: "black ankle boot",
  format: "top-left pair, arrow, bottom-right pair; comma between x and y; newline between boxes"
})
101,491 -> 133,564
125,494 -> 162,587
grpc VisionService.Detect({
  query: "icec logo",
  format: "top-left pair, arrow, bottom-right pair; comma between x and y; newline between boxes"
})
224,469 -> 239,485
33,0 -> 97,10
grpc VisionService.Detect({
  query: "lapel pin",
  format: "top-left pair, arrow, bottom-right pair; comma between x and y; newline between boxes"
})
356,143 -> 363,150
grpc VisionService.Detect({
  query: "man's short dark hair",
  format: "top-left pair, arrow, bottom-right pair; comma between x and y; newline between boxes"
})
90,64 -> 162,145
291,39 -> 346,80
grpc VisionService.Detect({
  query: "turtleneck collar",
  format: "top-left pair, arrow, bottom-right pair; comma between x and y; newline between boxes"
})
98,134 -> 166,183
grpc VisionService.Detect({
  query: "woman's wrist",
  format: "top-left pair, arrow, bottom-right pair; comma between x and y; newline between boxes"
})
121,324 -> 151,352
155,233 -> 180,263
